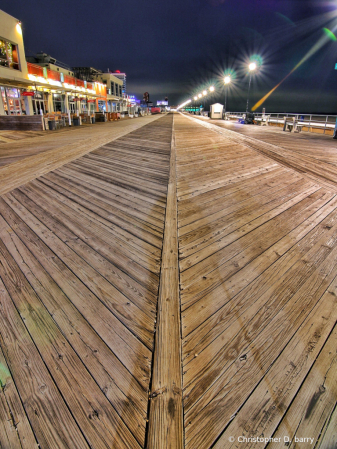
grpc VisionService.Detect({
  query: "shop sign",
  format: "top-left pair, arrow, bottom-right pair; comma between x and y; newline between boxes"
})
87,99 -> 96,103
34,91 -> 44,99
22,91 -> 34,97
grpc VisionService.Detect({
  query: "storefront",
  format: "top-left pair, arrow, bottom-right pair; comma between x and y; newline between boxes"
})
98,100 -> 106,112
53,93 -> 65,112
0,86 -> 27,115
32,90 -> 48,114
87,99 -> 96,114
80,98 -> 87,113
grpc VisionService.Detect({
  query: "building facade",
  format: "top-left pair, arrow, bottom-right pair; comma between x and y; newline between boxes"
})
110,71 -> 126,96
0,8 -> 127,116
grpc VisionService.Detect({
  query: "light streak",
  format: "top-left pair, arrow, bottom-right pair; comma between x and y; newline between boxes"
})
177,99 -> 191,110
252,31 -> 336,111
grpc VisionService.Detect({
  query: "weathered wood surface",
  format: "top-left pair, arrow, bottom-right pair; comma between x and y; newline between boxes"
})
0,115 -> 44,131
0,114 -> 163,183
0,115 -> 173,448
147,116 -> 184,449
0,129 -> 46,143
175,113 -> 337,448
193,115 -> 337,191
1,111 -> 337,448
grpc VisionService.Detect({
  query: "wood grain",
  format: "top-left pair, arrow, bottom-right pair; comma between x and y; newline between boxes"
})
147,115 -> 184,449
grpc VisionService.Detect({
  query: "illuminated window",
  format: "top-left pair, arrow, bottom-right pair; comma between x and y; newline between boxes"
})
0,39 -> 20,70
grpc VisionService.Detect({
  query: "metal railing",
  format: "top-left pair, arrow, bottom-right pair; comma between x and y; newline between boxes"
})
227,112 -> 337,134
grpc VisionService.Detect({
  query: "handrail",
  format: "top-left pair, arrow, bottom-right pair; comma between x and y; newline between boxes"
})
227,112 -> 337,133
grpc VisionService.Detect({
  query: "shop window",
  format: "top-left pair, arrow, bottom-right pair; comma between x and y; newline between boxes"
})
1,87 -> 23,115
0,39 -> 20,70
53,93 -> 65,112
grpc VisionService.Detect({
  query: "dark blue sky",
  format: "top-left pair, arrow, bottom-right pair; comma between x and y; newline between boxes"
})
2,0 -> 337,112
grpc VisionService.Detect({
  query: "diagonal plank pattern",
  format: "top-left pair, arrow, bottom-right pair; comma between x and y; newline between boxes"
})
175,113 -> 337,448
1,111 -> 337,448
0,115 -> 173,448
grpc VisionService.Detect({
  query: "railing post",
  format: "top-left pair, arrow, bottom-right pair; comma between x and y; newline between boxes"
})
323,115 -> 329,134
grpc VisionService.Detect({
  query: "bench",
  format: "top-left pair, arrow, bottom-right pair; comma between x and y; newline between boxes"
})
283,117 -> 302,133
260,115 -> 270,126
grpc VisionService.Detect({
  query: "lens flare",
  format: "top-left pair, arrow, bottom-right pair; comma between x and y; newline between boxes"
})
252,30 -> 336,111
250,54 -> 263,68
275,12 -> 296,27
323,27 -> 337,41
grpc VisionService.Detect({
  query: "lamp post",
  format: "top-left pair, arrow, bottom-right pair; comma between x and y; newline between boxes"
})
224,76 -> 231,114
194,96 -> 198,114
246,62 -> 256,113
198,93 -> 202,113
202,90 -> 207,112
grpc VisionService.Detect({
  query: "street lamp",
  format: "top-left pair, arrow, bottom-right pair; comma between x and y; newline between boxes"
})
194,96 -> 198,113
224,76 -> 231,114
209,86 -> 215,92
202,90 -> 207,111
246,62 -> 257,113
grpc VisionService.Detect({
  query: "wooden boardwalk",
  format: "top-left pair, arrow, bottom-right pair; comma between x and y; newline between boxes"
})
0,115 -> 172,448
0,112 -> 336,448
176,114 -> 337,448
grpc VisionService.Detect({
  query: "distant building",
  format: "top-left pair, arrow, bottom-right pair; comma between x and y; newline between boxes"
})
110,71 -> 126,95
73,67 -> 124,112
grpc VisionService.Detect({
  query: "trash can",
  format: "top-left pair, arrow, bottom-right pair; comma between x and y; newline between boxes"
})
73,117 -> 80,126
48,120 -> 56,130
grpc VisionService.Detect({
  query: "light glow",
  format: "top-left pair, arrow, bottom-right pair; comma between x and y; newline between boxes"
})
249,62 -> 257,71
202,90 -> 207,96
16,22 -> 22,35
224,76 -> 231,84
252,29 -> 337,111
177,99 -> 192,110
198,93 -> 202,98
209,86 -> 215,92
194,96 -> 198,100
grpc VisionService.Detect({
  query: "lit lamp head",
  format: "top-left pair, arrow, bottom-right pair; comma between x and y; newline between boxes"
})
198,93 -> 202,98
249,62 -> 257,71
194,96 -> 198,101
202,90 -> 207,96
209,86 -> 215,92
224,76 -> 231,85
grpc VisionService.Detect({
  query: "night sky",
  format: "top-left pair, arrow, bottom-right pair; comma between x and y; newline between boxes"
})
2,0 -> 337,112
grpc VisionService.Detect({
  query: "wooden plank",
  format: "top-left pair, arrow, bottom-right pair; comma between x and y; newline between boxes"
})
0,238 -> 142,448
0,277 -> 89,448
174,113 -> 337,448
0,343 -> 38,449
267,324 -> 337,448
213,290 -> 337,449
182,194 -> 337,365
0,114 -> 164,196
147,115 -> 184,449
185,238 -> 337,448
0,195 -> 152,383
191,116 -> 337,191
0,115 -> 44,131
316,404 -> 337,449
0,214 -> 148,445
